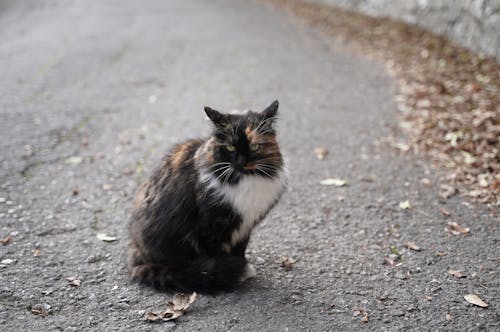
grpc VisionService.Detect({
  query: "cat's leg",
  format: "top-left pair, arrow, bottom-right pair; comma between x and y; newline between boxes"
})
230,236 -> 256,282
240,262 -> 257,282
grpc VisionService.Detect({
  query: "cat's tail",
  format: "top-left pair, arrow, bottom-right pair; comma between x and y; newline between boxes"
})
129,256 -> 247,293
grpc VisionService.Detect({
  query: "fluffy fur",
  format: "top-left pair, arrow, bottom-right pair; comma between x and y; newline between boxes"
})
128,100 -> 286,293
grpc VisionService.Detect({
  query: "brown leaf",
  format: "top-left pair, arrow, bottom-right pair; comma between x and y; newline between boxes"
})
30,304 -> 51,317
448,270 -> 465,278
464,294 -> 488,308
439,208 -> 451,217
280,256 -> 297,271
420,178 -> 432,187
0,235 -> 11,246
33,249 -> 41,257
439,185 -> 457,199
405,241 -> 421,251
353,309 -> 369,323
145,292 -> 197,322
66,277 -> 81,287
447,222 -> 470,235
314,147 -> 329,160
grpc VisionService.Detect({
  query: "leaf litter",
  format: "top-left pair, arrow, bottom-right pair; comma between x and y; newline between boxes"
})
145,292 -> 197,322
96,233 -> 118,242
268,0 -> 500,206
463,294 -> 488,308
320,178 -> 347,187
447,222 -> 470,235
280,256 -> 297,271
314,147 -> 329,160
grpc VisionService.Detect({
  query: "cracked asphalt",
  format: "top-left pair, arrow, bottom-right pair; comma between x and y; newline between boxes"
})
0,0 -> 498,331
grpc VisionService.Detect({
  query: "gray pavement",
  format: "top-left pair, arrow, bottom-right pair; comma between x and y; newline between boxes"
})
0,0 -> 498,331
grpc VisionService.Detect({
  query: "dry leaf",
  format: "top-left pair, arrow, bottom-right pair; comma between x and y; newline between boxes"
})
420,178 -> 432,186
0,235 -> 11,246
66,277 -> 81,287
65,156 -> 83,166
448,270 -> 465,278
439,185 -> 457,199
96,233 -> 118,242
145,292 -> 197,322
102,184 -> 113,191
399,200 -> 411,209
447,222 -> 470,235
314,147 -> 329,160
280,256 -> 297,271
353,309 -> 369,323
405,241 -> 421,251
392,142 -> 410,152
30,303 -> 51,317
33,249 -> 41,257
439,208 -> 451,217
320,178 -> 347,187
464,294 -> 488,308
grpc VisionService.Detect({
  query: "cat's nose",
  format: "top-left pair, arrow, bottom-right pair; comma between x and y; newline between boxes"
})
237,154 -> 247,167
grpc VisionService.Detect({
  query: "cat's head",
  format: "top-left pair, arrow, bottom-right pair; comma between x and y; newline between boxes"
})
202,100 -> 283,183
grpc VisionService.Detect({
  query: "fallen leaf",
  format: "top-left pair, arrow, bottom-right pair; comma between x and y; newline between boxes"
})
439,208 -> 451,217
439,185 -> 457,199
353,309 -> 369,323
447,222 -> 470,235
280,256 -> 297,271
448,270 -> 465,278
65,156 -> 83,166
30,303 -> 51,317
320,178 -> 347,187
66,277 -> 81,287
392,142 -> 410,152
96,233 -> 118,242
314,147 -> 329,160
420,178 -> 432,186
435,252 -> 447,257
399,200 -> 411,209
102,183 -> 113,191
464,294 -> 488,308
0,235 -> 11,245
405,241 -> 421,251
145,292 -> 197,322
33,249 -> 41,257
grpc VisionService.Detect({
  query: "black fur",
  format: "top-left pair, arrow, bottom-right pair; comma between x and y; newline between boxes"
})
128,101 -> 284,293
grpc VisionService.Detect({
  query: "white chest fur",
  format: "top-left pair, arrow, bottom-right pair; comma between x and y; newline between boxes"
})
219,172 -> 285,245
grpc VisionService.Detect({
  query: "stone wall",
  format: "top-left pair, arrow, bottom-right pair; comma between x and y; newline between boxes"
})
305,0 -> 500,62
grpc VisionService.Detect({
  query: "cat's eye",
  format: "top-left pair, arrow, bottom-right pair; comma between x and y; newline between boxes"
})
226,145 -> 236,152
249,144 -> 260,151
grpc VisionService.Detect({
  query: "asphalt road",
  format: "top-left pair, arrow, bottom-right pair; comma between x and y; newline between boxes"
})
0,0 -> 498,331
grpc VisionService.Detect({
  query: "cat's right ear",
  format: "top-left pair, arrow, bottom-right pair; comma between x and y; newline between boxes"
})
204,107 -> 227,127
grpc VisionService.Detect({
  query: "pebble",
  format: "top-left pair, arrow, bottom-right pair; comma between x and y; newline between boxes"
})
1,259 -> 15,265
255,257 -> 265,265
0,198 -> 5,203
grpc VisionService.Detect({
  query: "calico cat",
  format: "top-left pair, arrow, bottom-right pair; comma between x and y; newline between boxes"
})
128,100 -> 286,292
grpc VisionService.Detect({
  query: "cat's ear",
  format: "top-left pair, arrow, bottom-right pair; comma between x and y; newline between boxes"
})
261,100 -> 279,120
204,106 -> 228,127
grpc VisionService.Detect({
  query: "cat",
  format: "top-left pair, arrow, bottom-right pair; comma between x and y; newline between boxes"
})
128,100 -> 286,292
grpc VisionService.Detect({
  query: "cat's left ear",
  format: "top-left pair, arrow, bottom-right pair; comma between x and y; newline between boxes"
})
204,106 -> 228,127
261,100 -> 279,120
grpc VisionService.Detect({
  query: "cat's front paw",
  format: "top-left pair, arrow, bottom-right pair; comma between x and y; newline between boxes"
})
240,263 -> 257,282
